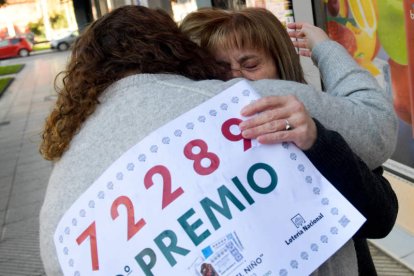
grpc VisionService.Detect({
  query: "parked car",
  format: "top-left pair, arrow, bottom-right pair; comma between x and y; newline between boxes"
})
50,30 -> 79,51
0,37 -> 33,59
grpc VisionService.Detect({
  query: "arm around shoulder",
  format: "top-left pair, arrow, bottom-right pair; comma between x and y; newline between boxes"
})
311,40 -> 398,167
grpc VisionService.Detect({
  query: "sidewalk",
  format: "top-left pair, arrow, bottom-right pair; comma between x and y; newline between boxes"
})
0,52 -> 413,275
370,169 -> 414,274
0,53 -> 66,275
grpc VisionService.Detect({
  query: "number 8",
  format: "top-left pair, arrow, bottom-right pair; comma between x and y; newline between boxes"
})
184,139 -> 220,175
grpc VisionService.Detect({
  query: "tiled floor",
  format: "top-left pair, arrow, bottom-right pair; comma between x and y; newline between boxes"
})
0,51 -> 61,276
369,169 -> 414,273
369,242 -> 414,276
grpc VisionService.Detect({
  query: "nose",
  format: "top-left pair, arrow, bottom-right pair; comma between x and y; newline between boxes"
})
231,68 -> 243,78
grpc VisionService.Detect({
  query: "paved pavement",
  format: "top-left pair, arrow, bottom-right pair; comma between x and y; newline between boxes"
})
0,51 -> 68,276
0,51 -> 413,276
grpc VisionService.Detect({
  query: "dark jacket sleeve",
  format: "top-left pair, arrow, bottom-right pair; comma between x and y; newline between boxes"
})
303,119 -> 398,239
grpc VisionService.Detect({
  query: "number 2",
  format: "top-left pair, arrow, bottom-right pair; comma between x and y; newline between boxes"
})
144,165 -> 184,209
111,196 -> 146,241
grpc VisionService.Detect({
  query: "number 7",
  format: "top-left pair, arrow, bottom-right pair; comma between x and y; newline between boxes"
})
76,221 -> 99,271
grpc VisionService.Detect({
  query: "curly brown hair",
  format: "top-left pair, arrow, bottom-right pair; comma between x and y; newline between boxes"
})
40,5 -> 228,161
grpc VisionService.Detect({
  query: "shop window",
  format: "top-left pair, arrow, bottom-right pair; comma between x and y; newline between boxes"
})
212,0 -> 246,10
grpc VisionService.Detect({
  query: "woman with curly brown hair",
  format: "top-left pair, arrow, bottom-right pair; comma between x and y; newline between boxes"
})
39,7 -> 228,162
39,5 -> 397,275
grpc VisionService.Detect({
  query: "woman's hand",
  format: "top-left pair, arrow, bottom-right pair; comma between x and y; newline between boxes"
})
239,95 -> 317,150
287,22 -> 330,57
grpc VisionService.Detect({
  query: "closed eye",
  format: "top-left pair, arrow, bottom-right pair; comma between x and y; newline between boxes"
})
242,63 -> 259,71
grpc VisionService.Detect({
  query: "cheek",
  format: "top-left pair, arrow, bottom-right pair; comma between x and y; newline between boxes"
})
242,69 -> 272,81
242,72 -> 260,81
255,68 -> 277,80
266,64 -> 278,79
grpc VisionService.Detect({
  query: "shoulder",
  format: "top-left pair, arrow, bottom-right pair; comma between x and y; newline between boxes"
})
247,79 -> 314,98
102,74 -> 239,100
312,40 -> 346,59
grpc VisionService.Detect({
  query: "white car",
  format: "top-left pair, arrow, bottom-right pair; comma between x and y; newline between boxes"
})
50,30 -> 79,51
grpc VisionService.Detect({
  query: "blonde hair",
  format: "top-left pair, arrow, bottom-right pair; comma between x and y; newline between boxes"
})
180,8 -> 306,83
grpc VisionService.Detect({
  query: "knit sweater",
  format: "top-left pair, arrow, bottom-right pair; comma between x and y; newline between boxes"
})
306,120 -> 398,275
40,41 -> 397,275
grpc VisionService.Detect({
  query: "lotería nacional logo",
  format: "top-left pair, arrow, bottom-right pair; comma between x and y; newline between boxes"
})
291,213 -> 306,228
285,213 -> 325,246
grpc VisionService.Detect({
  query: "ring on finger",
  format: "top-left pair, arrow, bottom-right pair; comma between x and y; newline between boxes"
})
285,119 -> 292,131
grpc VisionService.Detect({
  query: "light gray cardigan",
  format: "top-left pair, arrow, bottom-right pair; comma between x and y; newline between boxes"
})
40,41 -> 397,275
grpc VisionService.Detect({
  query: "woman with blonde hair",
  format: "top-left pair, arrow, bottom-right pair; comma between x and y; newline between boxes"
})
180,7 -> 397,275
180,7 -> 305,82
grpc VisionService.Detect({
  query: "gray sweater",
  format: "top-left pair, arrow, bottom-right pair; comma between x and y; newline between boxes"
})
39,41 -> 397,275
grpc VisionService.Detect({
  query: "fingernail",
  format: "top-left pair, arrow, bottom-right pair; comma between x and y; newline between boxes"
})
239,121 -> 246,130
241,130 -> 250,138
240,107 -> 248,115
257,136 -> 264,144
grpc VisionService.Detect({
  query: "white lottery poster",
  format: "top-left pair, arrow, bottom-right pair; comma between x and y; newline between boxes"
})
54,80 -> 366,276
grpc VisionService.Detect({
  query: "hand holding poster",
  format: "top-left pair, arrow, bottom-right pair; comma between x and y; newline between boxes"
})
54,80 -> 365,276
